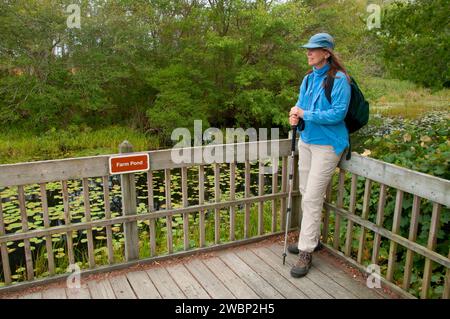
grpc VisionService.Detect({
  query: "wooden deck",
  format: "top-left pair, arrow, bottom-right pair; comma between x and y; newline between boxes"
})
0,239 -> 398,299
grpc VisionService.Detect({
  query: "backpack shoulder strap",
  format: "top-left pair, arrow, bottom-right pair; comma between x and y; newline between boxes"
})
305,73 -> 337,104
305,73 -> 311,92
324,75 -> 335,104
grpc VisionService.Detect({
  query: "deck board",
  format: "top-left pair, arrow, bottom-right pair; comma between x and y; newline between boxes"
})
250,246 -> 333,299
18,292 -> 42,299
88,279 -> 116,299
145,267 -> 186,299
126,271 -> 161,299
109,275 -> 137,299
66,284 -> 91,299
312,252 -> 384,299
219,252 -> 284,299
234,248 -> 308,299
202,256 -> 260,299
267,244 -> 358,299
2,240 -> 398,299
167,263 -> 210,299
42,287 -> 67,299
184,259 -> 235,299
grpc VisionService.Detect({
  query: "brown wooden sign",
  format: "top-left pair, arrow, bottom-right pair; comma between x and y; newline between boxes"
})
109,153 -> 149,175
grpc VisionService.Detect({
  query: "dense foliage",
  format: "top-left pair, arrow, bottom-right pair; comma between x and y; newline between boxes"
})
4,0 -> 447,141
361,112 -> 449,180
377,0 -> 450,89
0,0 -> 314,139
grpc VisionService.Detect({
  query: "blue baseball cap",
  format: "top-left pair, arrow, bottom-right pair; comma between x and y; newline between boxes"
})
301,33 -> 335,50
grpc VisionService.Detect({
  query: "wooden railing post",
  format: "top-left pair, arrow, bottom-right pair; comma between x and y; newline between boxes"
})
0,193 -> 11,285
333,170 -> 345,250
444,251 -> 450,299
322,182 -> 332,244
119,140 -> 139,261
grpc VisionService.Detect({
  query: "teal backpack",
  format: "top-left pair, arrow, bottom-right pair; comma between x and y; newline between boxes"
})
305,74 -> 369,160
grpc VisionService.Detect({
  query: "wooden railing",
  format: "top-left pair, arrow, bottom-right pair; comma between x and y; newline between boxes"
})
0,138 -> 448,299
322,154 -> 449,299
0,139 -> 299,291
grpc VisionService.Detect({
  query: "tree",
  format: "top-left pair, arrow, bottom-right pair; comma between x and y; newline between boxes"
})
377,0 -> 450,89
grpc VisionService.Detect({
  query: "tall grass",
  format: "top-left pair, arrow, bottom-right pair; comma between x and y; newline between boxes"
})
0,126 -> 161,164
359,77 -> 450,119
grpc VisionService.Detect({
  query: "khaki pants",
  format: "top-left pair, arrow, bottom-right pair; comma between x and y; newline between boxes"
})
297,138 -> 343,253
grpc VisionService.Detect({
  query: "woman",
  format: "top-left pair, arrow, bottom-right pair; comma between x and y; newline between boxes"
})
288,32 -> 351,278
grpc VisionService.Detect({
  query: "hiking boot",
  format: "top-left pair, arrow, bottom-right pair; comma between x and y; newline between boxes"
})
287,241 -> 323,255
290,251 -> 312,278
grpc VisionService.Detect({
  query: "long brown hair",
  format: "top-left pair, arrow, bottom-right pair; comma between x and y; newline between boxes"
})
305,49 -> 351,90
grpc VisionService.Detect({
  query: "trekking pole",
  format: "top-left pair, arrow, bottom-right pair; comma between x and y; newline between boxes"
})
282,121 -> 299,265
